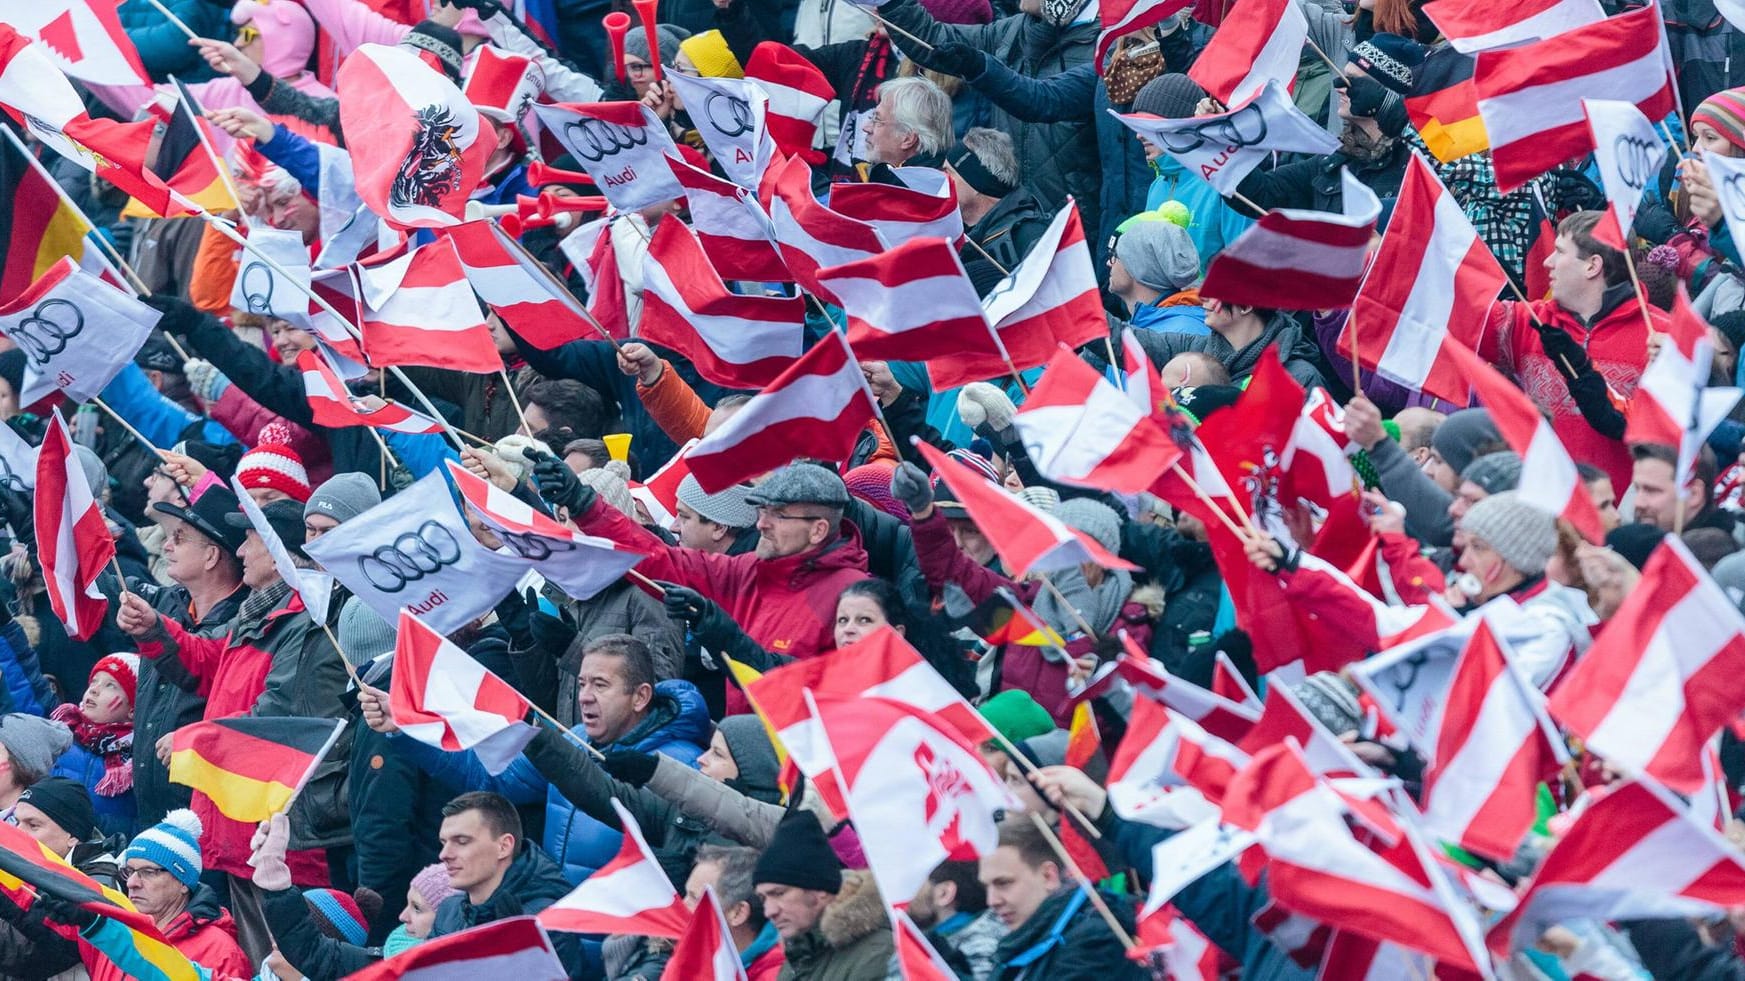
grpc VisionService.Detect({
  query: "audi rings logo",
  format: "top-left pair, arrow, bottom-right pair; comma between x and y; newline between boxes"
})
498,530 -> 577,561
1156,104 -> 1268,155
357,521 -> 463,593
10,298 -> 84,366
1611,134 -> 1660,192
704,92 -> 756,139
238,262 -> 277,317
562,117 -> 649,163
1723,173 -> 1745,222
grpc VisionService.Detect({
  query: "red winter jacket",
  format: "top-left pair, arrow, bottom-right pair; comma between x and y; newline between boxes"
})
86,885 -> 252,981
1479,289 -> 1663,490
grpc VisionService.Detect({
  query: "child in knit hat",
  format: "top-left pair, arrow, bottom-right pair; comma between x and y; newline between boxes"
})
48,654 -> 138,839
236,422 -> 312,505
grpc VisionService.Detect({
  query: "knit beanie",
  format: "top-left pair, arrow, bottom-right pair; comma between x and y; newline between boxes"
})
919,0 -> 994,24
1712,310 -> 1745,359
679,30 -> 744,79
303,888 -> 370,947
16,777 -> 97,843
979,690 -> 1055,744
337,596 -> 397,665
410,863 -> 461,910
402,20 -> 465,81
675,474 -> 757,528
1116,219 -> 1200,292
304,472 -> 380,526
1460,451 -> 1522,495
1292,673 -> 1362,736
0,714 -> 72,785
237,422 -> 311,503
233,0 -> 316,78
716,715 -> 781,797
1459,492 -> 1557,575
1713,549 -> 1745,611
125,809 -> 204,889
1053,497 -> 1122,553
1015,728 -> 1070,769
754,811 -> 842,893
1430,409 -> 1501,480
1346,33 -> 1427,96
624,24 -> 687,67
577,463 -> 636,519
842,465 -> 907,521
89,653 -> 140,708
1606,522 -> 1665,571
1131,74 -> 1207,120
1695,86 -> 1745,154
1018,486 -> 1060,512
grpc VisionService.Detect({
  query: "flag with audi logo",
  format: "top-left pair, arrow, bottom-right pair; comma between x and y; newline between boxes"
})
445,460 -> 648,601
304,470 -> 534,634
1111,81 -> 1338,194
391,609 -> 538,775
1584,99 -> 1668,249
0,256 -> 156,405
1704,152 -> 1745,259
533,101 -> 684,213
664,72 -> 773,190
229,224 -> 315,330
336,43 -> 497,229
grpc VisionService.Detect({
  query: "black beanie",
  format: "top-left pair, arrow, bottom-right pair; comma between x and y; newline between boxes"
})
1606,522 -> 1666,571
17,776 -> 98,843
752,810 -> 842,893
0,349 -> 25,403
1132,74 -> 1207,120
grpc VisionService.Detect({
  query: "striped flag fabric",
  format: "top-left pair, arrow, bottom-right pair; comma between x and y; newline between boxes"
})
391,609 -> 538,775
1405,46 -> 1487,162
1012,347 -> 1183,494
1187,0 -> 1307,105
683,332 -> 876,493
1547,535 -> 1745,795
1584,99 -> 1667,249
659,889 -> 743,981
346,916 -> 567,981
119,78 -> 237,218
1060,701 -> 1110,881
638,218 -> 805,388
0,126 -> 125,303
168,717 -> 345,822
968,586 -> 1067,649
299,349 -> 444,436
1111,81 -> 1338,195
1201,170 -> 1381,310
744,43 -> 833,163
817,237 -> 995,363
231,474 -> 335,625
1624,286 -> 1744,487
666,154 -> 789,282
540,800 -> 691,937
1341,154 -> 1504,406
1422,0 -> 1604,54
828,169 -> 962,247
533,101 -> 685,213
11,1 -> 149,86
892,910 -> 959,981
0,255 -> 156,404
445,219 -> 593,350
356,238 -> 501,373
766,155 -> 886,302
1473,5 -> 1677,192
1095,0 -> 1194,70
1113,637 -> 1261,744
1107,696 -> 1245,828
565,216 -> 632,341
34,409 -> 112,641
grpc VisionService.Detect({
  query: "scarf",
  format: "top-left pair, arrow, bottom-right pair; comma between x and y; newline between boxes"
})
237,580 -> 294,637
48,703 -> 132,797
383,925 -> 421,958
1032,566 -> 1132,640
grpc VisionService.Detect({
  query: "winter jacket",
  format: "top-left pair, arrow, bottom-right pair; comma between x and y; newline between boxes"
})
87,883 -> 251,981
207,384 -> 332,486
430,841 -> 584,975
97,364 -> 239,454
1478,284 -> 1663,490
1145,156 -> 1255,274
261,883 -> 381,980
49,737 -> 136,840
963,188 -> 1056,272
1619,917 -> 1745,981
136,590 -> 348,880
936,909 -> 1006,981
1232,142 -> 1412,216
510,578 -> 687,726
992,886 -> 1143,981
1120,520 -> 1221,674
348,671 -> 446,945
133,581 -> 247,828
1487,576 -> 1596,690
778,871 -> 895,981
880,0 -> 1101,236
1131,311 -> 1331,391
1364,437 -> 1456,549
1128,296 -> 1209,335
118,0 -> 229,82
1665,0 -> 1745,114
0,620 -> 52,718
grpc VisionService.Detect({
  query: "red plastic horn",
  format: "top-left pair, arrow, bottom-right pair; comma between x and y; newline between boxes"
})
632,0 -> 664,82
604,11 -> 631,85
527,160 -> 597,188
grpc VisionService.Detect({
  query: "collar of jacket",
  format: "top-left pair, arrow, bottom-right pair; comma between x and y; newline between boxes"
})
1578,280 -> 1643,330
754,519 -> 867,586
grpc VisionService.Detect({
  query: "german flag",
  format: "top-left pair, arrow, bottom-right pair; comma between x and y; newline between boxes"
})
1406,46 -> 1488,163
968,587 -> 1067,648
168,717 -> 343,823
1059,701 -> 1111,882
0,128 -> 121,304
120,78 -> 237,219
0,820 -> 200,981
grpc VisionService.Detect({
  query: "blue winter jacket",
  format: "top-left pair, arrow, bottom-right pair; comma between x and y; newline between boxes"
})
1129,302 -> 1208,335
1145,157 -> 1255,274
99,364 -> 240,450
51,742 -> 137,840
118,0 -> 229,82
0,621 -> 52,718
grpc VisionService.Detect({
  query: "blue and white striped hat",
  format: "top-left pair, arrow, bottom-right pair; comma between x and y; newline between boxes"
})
124,809 -> 203,889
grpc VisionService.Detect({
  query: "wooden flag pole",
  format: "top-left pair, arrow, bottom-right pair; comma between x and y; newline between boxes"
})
143,0 -> 201,41
1026,813 -> 1136,950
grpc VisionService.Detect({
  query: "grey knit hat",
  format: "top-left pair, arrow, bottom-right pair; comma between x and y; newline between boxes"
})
716,715 -> 780,797
577,464 -> 636,519
1293,673 -> 1362,736
1460,492 -> 1557,575
676,474 -> 757,529
305,472 -> 382,526
1461,451 -> 1522,495
623,24 -> 687,68
337,596 -> 396,666
744,463 -> 849,510
1713,549 -> 1745,612
1116,220 -> 1200,292
1053,497 -> 1122,553
0,714 -> 72,785
1431,409 -> 1502,479
1132,74 -> 1207,119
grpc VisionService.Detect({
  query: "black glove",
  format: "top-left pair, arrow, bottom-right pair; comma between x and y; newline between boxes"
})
599,748 -> 659,786
523,447 -> 595,515
141,294 -> 205,340
660,583 -> 737,644
528,600 -> 578,659
494,587 -> 535,648
34,893 -> 98,932
1534,322 -> 1593,381
0,486 -> 33,549
924,43 -> 987,80
889,462 -> 934,515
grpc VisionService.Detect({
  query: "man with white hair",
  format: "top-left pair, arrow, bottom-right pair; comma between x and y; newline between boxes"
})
863,76 -> 953,168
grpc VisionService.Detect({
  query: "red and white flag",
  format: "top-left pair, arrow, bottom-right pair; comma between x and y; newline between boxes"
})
684,332 -> 876,493
915,439 -> 1137,577
1548,534 -> 1745,794
1236,683 -> 1373,777
1584,99 -> 1668,249
666,155 -> 789,282
1107,697 -> 1247,828
628,439 -> 697,528
1423,0 -> 1604,54
745,42 -> 833,163
540,799 -> 691,937
564,216 -> 632,340
1113,81 -> 1338,195
829,169 -> 963,247
356,238 -> 501,373
818,237 -> 995,362
0,256 -> 156,404
660,888 -> 743,981
337,44 -> 496,228
1012,348 -> 1183,494
346,916 -> 566,981
1112,639 -> 1261,744
767,155 -> 885,301
1134,907 -> 1227,980
1341,153 -> 1504,406
1444,341 -> 1606,541
666,72 -> 773,190
533,101 -> 684,213
1625,286 -> 1744,489
11,2 -> 148,86
807,691 -> 1016,907
932,204 -> 1105,391
1280,388 -> 1358,511
1095,0 -> 1194,70
892,910 -> 958,981
1188,0 -> 1307,105
1474,5 -> 1676,192
299,349 -> 444,436
639,219 -> 804,388
1201,170 -> 1381,310
1489,779 -> 1745,955
390,610 -> 538,775
445,219 -> 593,350
1421,619 -> 1566,862
35,409 -> 112,641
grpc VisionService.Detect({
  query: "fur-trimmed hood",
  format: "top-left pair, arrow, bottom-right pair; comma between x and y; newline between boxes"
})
819,870 -> 888,950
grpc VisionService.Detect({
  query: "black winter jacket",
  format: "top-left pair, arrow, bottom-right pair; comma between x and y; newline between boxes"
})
431,840 -> 583,974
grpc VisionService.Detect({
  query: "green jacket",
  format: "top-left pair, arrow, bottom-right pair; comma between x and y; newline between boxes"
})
778,871 -> 895,981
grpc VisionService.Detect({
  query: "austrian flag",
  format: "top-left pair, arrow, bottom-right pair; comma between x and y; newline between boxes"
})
389,610 -> 538,775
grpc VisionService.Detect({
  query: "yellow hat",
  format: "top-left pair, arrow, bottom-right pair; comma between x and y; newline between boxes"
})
678,30 -> 744,79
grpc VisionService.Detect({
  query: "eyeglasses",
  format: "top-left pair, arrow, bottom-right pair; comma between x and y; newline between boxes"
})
234,25 -> 260,47
759,509 -> 827,523
167,528 -> 215,548
624,61 -> 653,76
118,865 -> 170,885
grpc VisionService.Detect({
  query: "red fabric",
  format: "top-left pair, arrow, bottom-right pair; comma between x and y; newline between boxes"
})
209,384 -> 333,486
747,942 -> 787,980
85,905 -> 251,981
